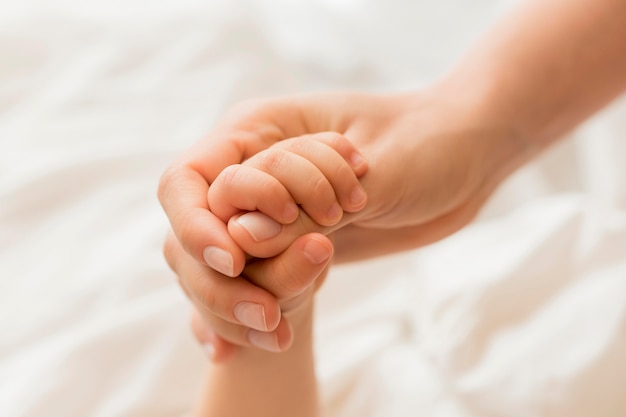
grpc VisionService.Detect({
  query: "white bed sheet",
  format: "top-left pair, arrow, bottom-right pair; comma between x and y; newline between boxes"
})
1,1 -> 625,416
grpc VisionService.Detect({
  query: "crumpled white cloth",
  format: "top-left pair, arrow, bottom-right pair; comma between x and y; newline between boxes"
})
1,1 -> 625,417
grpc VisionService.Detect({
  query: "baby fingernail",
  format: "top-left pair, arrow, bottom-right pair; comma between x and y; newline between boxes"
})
350,152 -> 367,168
247,329 -> 281,352
327,202 -> 342,221
234,302 -> 268,331
283,203 -> 299,223
235,212 -> 282,241
303,239 -> 332,265
203,246 -> 234,277
350,186 -> 367,208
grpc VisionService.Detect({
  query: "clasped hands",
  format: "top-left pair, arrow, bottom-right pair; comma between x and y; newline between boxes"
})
158,87 -> 524,361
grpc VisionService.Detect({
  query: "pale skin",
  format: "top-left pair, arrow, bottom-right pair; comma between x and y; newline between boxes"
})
158,0 -> 626,415
168,132 -> 367,356
166,229 -> 325,417
164,133 -> 366,417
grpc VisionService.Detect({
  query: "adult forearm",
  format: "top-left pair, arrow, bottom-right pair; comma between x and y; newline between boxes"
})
442,0 -> 626,149
333,0 -> 626,260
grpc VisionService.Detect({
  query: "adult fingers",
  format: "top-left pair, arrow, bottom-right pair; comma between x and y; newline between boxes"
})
157,99 -> 311,277
158,162 -> 248,277
166,230 -> 332,355
158,97 -> 348,276
171,231 -> 333,357
193,306 -> 295,355
191,233 -> 332,357
164,231 -> 282,332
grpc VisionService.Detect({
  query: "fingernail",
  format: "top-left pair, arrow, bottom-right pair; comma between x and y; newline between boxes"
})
234,212 -> 282,241
350,152 -> 367,168
327,202 -> 342,222
203,246 -> 234,277
202,342 -> 215,360
350,186 -> 367,207
303,239 -> 332,264
283,203 -> 299,223
234,302 -> 268,331
247,329 -> 281,352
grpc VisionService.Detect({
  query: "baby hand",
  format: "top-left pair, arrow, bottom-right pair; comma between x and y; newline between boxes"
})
204,131 -> 368,274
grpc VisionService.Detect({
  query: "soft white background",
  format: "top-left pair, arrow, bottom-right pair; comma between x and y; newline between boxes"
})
1,1 -> 625,416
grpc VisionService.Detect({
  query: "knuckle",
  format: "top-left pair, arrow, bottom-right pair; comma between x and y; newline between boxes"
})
173,208 -> 202,251
271,137 -> 310,162
157,164 -> 181,205
255,149 -> 288,171
162,233 -> 178,271
320,132 -> 346,150
196,285 -> 218,313
281,136 -> 308,152
273,269 -> 304,296
309,175 -> 331,201
176,214 -> 194,245
272,258 -> 310,295
214,164 -> 241,189
333,161 -> 355,184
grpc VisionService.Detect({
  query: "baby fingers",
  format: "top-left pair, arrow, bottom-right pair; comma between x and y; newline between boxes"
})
207,132 -> 368,229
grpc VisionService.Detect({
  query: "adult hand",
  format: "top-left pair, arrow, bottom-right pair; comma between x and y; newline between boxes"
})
159,0 -> 626,360
164,228 -> 333,361
158,85 -> 528,357
159,87 -> 525,262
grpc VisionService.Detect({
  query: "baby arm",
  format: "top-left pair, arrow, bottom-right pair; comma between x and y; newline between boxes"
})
192,244 -> 324,417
